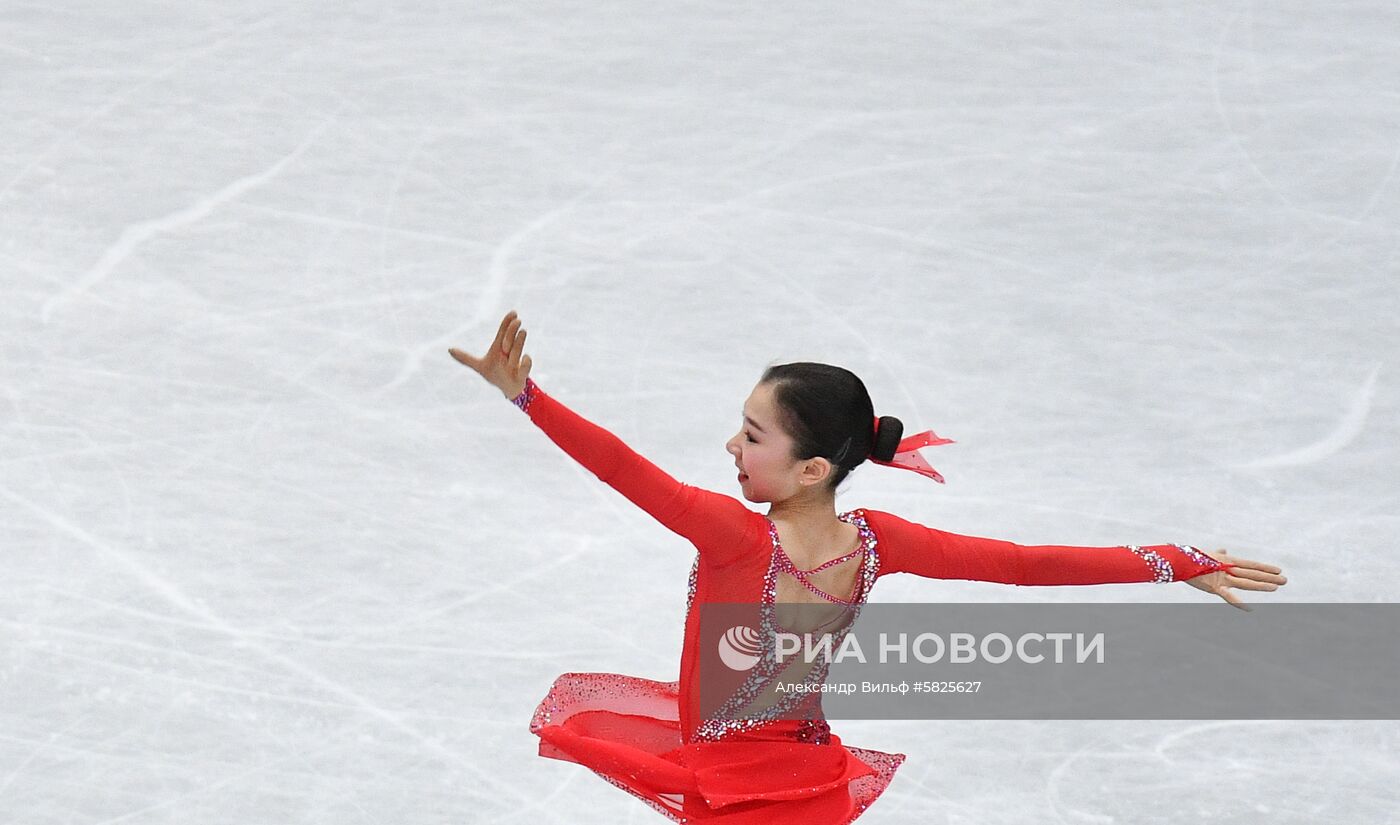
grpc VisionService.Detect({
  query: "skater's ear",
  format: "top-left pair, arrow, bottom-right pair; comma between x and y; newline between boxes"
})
796,455 -> 836,488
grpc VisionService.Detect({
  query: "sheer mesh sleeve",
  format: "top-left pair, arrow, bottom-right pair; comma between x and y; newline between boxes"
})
869,509 -> 1232,585
512,378 -> 754,564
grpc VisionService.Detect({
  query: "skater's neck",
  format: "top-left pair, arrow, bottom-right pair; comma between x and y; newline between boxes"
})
766,495 -> 845,541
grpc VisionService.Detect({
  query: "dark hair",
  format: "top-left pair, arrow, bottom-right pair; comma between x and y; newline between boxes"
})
759,362 -> 904,490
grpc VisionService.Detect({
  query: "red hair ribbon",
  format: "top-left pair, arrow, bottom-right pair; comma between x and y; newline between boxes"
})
870,415 -> 955,483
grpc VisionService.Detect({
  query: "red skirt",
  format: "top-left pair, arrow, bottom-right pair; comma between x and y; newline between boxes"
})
529,672 -> 905,823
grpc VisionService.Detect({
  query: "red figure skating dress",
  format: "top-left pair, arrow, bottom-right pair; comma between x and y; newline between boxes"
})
510,378 -> 1230,823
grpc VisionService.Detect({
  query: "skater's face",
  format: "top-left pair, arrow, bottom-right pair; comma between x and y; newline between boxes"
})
726,382 -> 834,502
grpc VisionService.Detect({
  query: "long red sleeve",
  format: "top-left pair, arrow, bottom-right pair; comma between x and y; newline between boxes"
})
513,378 -> 755,564
869,509 -> 1230,585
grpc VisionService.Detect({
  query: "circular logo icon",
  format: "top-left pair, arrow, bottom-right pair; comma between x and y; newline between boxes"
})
717,624 -> 762,671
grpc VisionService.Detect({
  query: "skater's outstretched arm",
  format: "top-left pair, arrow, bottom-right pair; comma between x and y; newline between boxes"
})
451,310 -> 755,561
870,509 -> 1286,610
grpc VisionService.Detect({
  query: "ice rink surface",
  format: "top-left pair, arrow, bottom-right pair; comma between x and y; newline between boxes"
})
3,2 -> 1398,822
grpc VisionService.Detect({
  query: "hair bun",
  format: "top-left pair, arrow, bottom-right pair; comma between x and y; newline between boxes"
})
870,415 -> 904,462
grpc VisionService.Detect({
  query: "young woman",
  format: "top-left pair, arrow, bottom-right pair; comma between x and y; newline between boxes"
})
449,309 -> 1287,824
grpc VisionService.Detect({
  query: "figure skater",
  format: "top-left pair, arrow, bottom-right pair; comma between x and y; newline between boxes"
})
449,309 -> 1287,824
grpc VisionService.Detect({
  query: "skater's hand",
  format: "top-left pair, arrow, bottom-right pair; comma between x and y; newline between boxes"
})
1184,549 -> 1287,611
448,309 -> 533,400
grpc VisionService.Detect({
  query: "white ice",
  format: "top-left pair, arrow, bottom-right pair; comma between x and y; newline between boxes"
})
1,2 -> 1397,823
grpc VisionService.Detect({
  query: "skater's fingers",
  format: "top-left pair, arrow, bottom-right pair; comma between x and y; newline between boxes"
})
1214,548 -> 1282,575
448,348 -> 481,372
1226,566 -> 1288,587
1223,574 -> 1282,592
502,316 -> 522,356
508,325 -> 527,369
491,310 -> 516,357
1215,585 -> 1252,612
506,315 -> 523,354
1228,558 -> 1284,576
